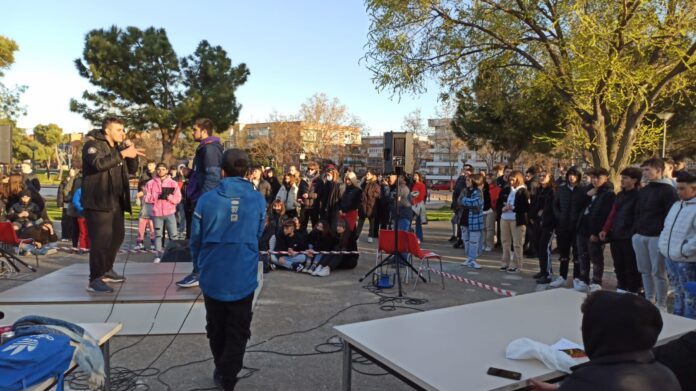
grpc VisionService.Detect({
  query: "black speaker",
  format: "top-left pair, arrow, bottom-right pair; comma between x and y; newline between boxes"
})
0,125 -> 11,164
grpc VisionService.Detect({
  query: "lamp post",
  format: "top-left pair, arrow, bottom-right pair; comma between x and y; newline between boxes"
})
656,112 -> 674,158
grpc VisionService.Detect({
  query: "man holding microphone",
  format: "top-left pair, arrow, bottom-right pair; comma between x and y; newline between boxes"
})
82,117 -> 144,293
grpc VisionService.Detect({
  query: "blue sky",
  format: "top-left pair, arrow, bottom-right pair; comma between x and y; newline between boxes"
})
2,0 -> 441,135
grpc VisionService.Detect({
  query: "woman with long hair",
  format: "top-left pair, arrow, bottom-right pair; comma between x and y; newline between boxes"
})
532,170 -> 557,283
339,171 -> 362,232
411,172 -> 427,242
499,170 -> 530,273
460,173 -> 484,269
276,173 -> 300,218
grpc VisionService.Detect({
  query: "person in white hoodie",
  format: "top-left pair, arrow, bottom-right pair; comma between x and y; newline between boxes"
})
659,171 -> 696,319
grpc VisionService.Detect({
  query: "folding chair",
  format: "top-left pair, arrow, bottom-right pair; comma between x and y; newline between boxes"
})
376,229 -> 413,282
0,221 -> 39,270
404,231 -> 445,289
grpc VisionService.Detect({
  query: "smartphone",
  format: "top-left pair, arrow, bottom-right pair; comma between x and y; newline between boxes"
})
487,367 -> 522,380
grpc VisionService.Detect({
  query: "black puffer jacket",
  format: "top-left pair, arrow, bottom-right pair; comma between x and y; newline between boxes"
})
578,182 -> 615,237
608,188 -> 639,239
339,184 -> 362,213
533,186 -> 556,229
81,130 -> 138,213
634,179 -> 678,236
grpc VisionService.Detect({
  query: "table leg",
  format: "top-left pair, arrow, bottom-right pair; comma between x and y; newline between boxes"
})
342,340 -> 352,391
101,340 -> 111,391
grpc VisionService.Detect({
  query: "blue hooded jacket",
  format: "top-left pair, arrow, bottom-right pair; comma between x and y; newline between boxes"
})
190,177 -> 266,302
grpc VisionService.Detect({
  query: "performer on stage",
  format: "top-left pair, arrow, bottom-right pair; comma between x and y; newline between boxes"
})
82,118 -> 144,293
190,149 -> 265,390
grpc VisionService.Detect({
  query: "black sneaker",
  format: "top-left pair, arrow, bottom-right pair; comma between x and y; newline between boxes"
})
532,272 -> 545,279
499,266 -> 508,272
453,239 -> 463,248
102,269 -> 126,283
536,276 -> 552,284
213,368 -> 223,388
448,235 -> 457,242
87,279 -> 114,293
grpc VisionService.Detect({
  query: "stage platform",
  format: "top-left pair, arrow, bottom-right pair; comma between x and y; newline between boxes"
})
0,262 -> 264,335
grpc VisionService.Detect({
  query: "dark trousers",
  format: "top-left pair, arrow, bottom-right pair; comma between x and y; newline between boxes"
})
185,198 -> 196,240
84,209 -> 125,281
356,215 -> 379,239
577,234 -> 605,285
526,219 -> 541,257
537,227 -> 554,277
556,228 -> 579,280
204,293 -> 254,391
611,238 -> 643,293
60,208 -> 74,240
71,216 -> 80,248
299,207 -> 318,231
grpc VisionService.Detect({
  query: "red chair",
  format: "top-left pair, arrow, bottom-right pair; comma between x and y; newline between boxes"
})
403,231 -> 444,289
376,229 -> 413,281
0,222 -> 39,270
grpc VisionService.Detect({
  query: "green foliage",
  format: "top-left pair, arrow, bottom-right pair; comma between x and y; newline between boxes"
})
0,35 -> 26,121
71,26 -> 249,163
451,64 -> 565,163
33,123 -> 63,164
0,35 -> 18,76
365,0 -> 696,180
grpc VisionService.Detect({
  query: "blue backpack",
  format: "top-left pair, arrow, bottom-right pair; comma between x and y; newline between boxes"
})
0,333 -> 75,391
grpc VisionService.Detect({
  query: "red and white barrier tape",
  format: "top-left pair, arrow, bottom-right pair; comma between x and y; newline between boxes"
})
424,266 -> 516,297
56,246 -> 360,256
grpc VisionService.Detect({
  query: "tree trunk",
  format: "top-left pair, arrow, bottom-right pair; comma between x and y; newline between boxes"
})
161,141 -> 174,167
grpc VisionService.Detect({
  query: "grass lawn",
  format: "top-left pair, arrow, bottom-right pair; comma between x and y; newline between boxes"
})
425,205 -> 452,221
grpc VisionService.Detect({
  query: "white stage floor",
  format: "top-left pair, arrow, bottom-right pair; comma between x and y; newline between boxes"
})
0,262 -> 263,335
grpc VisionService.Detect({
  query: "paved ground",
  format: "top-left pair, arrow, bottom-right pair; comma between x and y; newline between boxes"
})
0,219 -> 618,391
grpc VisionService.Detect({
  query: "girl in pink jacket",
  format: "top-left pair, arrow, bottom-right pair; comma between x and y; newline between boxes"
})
144,163 -> 182,262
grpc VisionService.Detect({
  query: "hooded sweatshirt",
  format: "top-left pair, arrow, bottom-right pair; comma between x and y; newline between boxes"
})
144,176 -> 182,217
634,178 -> 678,236
559,291 -> 680,391
186,136 -> 223,203
190,177 -> 266,302
659,197 -> 696,262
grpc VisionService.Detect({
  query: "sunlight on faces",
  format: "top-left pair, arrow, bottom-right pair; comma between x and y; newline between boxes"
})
642,165 -> 661,181
104,122 -> 126,145
591,174 -> 608,188
677,181 -> 696,201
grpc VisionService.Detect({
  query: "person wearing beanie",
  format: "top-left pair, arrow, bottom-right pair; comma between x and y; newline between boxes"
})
551,166 -> 589,288
599,167 -> 643,293
632,157 -> 678,309
659,171 -> 696,319
529,291 -> 681,391
7,189 -> 42,231
339,171 -> 362,232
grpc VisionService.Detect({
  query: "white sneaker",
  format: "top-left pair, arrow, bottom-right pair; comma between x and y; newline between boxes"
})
468,260 -> 482,269
312,265 -> 324,276
616,288 -> 628,294
315,266 -> 330,277
573,279 -> 589,292
549,276 -> 566,288
153,257 -> 161,263
589,283 -> 602,292
483,246 -> 492,252
367,237 -> 373,243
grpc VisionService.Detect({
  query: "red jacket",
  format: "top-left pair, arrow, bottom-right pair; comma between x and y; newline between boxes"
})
411,182 -> 427,204
488,183 -> 501,209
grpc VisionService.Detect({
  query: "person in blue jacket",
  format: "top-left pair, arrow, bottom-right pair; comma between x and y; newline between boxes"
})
189,148 -> 265,391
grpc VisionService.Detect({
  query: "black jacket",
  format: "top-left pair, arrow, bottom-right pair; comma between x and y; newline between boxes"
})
578,182 -> 615,237
532,186 -> 556,229
608,188 -> 639,240
80,130 -> 138,213
339,184 -> 362,213
634,179 -> 678,236
554,184 -> 591,231
451,174 -> 467,209
513,187 -> 530,226
559,350 -> 680,391
274,231 -> 307,252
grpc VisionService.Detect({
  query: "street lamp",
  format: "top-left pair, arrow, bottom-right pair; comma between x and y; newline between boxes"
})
656,112 -> 674,158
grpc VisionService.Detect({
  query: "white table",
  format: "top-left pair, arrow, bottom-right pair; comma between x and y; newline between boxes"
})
30,322 -> 123,391
334,290 -> 696,391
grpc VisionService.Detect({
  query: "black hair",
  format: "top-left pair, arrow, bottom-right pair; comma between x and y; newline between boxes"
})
675,171 -> 696,184
221,149 -> 250,178
620,167 -> 642,182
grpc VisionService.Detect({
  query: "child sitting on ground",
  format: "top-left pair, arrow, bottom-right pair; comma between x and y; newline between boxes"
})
303,220 -> 338,274
271,218 -> 308,271
7,190 -> 41,231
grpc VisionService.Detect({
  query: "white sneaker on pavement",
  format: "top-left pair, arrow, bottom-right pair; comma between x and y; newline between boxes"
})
315,266 -> 330,277
367,237 -> 373,243
589,283 -> 602,292
468,260 -> 482,269
153,257 -> 161,263
549,276 -> 566,288
573,279 -> 589,292
312,265 -> 324,276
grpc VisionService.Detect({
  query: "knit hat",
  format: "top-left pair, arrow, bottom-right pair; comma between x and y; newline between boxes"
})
581,291 -> 662,360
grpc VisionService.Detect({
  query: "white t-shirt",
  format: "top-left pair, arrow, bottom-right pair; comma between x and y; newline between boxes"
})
501,187 -> 519,221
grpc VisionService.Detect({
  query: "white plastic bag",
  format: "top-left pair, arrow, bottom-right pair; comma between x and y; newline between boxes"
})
505,338 -> 578,374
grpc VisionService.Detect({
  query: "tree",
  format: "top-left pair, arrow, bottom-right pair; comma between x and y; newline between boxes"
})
71,26 -> 249,164
33,123 -> 63,177
298,93 -> 363,163
365,0 -> 696,182
451,65 -> 564,165
401,108 -> 432,171
0,35 -> 26,121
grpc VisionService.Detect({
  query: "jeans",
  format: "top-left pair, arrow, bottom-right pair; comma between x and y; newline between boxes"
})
664,258 -> 696,319
577,234 -> 605,285
153,214 -> 178,254
461,227 -> 482,262
632,234 -> 668,307
270,253 -> 307,270
204,293 -> 254,390
555,228 -> 579,280
415,215 -> 424,242
175,203 -> 186,235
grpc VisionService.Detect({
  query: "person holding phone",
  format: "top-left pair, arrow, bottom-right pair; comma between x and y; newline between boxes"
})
144,162 -> 182,263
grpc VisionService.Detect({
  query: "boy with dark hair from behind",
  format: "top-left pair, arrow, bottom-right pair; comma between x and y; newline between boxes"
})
599,167 -> 643,293
632,157 -> 678,309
